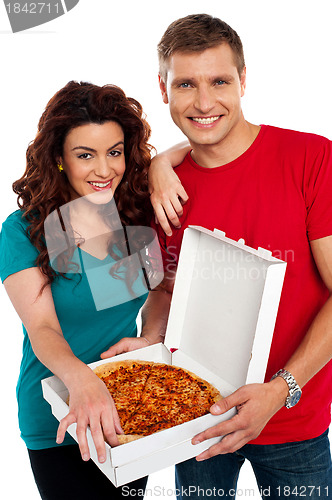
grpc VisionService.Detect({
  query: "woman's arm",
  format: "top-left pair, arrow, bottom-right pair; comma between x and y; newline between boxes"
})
4,267 -> 121,463
149,141 -> 191,236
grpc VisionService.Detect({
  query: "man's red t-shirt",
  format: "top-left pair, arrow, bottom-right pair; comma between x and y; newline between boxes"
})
155,125 -> 332,445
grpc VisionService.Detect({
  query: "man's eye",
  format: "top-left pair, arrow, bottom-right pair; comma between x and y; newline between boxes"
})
180,83 -> 191,88
216,80 -> 226,86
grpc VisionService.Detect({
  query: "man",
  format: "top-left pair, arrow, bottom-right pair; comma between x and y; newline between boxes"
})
104,14 -> 332,499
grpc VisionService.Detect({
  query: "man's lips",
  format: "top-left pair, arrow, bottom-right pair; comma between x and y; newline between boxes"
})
189,115 -> 223,126
88,180 -> 113,191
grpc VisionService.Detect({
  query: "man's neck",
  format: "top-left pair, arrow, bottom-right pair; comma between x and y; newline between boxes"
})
190,120 -> 261,169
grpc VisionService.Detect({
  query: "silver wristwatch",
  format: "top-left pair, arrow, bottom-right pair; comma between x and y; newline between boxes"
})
271,369 -> 302,409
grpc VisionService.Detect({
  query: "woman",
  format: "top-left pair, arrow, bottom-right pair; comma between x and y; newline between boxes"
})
0,80 -> 159,499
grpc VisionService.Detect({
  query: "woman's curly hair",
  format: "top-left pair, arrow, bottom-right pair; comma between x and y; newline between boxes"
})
13,81 -> 154,285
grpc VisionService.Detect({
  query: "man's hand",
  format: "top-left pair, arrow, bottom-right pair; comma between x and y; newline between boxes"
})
100,337 -> 153,359
192,380 -> 288,461
149,151 -> 189,236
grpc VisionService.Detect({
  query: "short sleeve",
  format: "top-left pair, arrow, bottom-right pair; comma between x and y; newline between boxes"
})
304,137 -> 332,241
0,211 -> 39,282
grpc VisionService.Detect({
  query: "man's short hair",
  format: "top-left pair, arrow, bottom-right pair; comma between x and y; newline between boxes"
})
158,13 -> 245,81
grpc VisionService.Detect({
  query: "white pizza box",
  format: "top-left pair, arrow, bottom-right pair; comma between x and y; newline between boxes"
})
42,226 -> 287,486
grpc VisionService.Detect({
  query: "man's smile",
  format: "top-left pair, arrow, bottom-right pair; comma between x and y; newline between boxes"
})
189,115 -> 223,126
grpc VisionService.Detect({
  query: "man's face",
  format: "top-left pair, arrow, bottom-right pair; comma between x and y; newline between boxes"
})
159,43 -> 246,150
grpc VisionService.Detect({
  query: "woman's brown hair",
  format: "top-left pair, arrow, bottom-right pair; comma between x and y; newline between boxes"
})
13,81 -> 154,285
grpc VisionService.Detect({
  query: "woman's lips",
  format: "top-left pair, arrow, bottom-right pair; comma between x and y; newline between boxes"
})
88,180 -> 112,191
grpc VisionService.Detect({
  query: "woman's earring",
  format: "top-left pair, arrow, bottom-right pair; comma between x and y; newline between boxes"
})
57,163 -> 64,172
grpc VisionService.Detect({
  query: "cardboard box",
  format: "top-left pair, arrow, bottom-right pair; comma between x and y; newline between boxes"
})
42,226 -> 286,486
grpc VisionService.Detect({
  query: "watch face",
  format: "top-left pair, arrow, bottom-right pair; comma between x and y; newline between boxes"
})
289,390 -> 302,406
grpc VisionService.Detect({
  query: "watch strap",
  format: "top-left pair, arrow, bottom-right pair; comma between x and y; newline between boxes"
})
271,369 -> 302,408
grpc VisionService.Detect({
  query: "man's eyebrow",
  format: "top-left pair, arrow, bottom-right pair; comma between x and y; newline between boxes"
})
71,141 -> 124,152
171,77 -> 196,87
171,74 -> 235,87
212,74 -> 234,82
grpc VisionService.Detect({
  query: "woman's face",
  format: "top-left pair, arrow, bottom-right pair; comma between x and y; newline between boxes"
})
60,121 -> 126,203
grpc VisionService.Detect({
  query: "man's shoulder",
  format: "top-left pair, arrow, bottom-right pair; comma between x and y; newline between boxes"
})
264,124 -> 331,149
175,151 -> 193,169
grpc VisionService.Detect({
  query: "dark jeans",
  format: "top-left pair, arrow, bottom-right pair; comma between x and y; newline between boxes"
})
175,430 -> 332,499
28,444 -> 147,500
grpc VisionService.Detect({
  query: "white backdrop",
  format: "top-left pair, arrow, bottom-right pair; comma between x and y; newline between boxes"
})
0,1 -> 331,498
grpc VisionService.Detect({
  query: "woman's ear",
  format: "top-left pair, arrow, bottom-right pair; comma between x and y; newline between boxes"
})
57,157 -> 64,172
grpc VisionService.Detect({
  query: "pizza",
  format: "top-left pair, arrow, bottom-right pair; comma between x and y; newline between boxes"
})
92,359 -> 222,444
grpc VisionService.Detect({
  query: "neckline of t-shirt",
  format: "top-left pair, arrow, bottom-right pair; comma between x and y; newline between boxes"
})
77,245 -> 113,263
185,124 -> 268,173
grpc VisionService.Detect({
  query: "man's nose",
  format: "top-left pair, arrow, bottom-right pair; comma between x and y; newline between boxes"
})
194,86 -> 215,114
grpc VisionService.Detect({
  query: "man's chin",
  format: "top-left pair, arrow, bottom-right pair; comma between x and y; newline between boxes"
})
187,134 -> 227,148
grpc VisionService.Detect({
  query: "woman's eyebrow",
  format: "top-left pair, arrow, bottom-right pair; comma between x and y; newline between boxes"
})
72,141 -> 124,152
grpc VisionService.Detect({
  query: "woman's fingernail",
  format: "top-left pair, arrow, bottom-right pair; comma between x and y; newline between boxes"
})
83,453 -> 90,461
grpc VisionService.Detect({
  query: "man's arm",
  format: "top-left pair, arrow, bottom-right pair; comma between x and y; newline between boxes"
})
284,235 -> 332,386
141,287 -> 172,344
192,235 -> 332,461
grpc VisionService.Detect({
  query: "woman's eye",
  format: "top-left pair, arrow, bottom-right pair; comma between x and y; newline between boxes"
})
78,153 -> 92,159
109,150 -> 122,157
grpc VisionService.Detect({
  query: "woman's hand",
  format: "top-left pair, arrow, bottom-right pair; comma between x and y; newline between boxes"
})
149,145 -> 190,236
100,336 -> 155,359
56,367 -> 122,464
192,379 -> 288,461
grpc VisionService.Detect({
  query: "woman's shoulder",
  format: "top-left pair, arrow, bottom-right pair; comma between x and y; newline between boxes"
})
0,210 -> 40,282
2,209 -> 29,229
1,209 -> 34,246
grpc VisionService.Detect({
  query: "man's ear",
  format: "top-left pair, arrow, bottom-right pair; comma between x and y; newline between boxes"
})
158,74 -> 169,104
240,67 -> 247,97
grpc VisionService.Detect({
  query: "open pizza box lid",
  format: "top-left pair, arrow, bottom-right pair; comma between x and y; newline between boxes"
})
42,226 -> 286,486
165,226 -> 287,387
